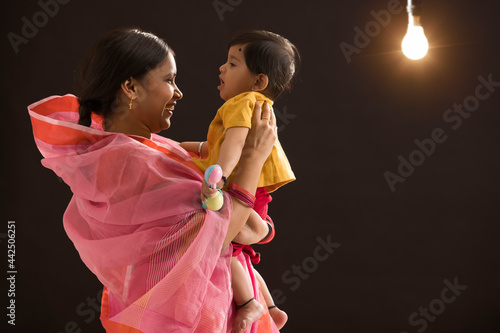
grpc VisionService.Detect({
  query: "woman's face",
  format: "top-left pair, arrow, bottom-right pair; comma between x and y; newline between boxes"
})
134,53 -> 183,133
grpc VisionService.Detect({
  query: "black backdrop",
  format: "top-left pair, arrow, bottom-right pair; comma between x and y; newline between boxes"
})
2,0 -> 500,332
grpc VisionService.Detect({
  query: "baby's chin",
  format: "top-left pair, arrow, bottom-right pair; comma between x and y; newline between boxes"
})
219,91 -> 231,101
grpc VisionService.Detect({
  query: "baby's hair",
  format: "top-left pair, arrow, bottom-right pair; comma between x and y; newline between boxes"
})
228,30 -> 300,100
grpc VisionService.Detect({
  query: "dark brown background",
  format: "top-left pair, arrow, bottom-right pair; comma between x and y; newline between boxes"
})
2,0 -> 500,332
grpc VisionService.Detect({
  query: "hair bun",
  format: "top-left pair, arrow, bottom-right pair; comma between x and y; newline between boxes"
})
82,99 -> 101,111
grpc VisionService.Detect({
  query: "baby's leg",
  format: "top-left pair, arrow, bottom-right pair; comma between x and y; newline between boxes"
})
231,257 -> 265,333
232,210 -> 270,245
253,268 -> 288,330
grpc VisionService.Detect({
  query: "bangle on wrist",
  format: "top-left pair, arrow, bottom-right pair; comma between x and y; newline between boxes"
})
227,183 -> 256,208
197,141 -> 204,158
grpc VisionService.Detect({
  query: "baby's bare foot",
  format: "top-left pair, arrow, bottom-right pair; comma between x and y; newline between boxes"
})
232,298 -> 265,333
268,306 -> 288,330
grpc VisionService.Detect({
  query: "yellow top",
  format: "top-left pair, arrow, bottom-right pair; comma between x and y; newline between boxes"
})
193,92 -> 295,193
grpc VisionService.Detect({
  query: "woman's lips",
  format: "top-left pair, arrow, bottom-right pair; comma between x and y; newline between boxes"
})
164,103 -> 176,115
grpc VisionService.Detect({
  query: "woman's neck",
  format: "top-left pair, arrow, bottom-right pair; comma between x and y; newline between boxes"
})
104,114 -> 152,139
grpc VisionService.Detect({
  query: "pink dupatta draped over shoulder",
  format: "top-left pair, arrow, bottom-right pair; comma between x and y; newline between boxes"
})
28,95 -> 279,333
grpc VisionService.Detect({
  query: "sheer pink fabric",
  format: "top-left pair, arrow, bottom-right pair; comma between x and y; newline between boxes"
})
28,95 -> 240,332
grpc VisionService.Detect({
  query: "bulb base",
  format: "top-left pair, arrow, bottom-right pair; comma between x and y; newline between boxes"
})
408,14 -> 423,27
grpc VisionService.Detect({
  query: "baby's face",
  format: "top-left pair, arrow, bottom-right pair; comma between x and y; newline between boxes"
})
218,44 -> 257,101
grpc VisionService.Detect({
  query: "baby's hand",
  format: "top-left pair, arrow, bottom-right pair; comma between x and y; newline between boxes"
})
200,178 -> 218,205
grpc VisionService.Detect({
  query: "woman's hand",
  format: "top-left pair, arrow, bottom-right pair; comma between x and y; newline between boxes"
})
203,101 -> 276,206
242,101 -> 277,163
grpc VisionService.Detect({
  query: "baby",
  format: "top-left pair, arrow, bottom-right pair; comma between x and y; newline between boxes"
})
183,30 -> 299,332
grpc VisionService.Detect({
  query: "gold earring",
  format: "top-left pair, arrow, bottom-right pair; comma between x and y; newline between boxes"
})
129,97 -> 133,110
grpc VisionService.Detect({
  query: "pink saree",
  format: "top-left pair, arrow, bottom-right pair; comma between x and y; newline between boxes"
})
28,95 -> 279,333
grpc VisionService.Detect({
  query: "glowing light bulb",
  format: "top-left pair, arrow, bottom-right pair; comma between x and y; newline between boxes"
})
402,15 -> 429,60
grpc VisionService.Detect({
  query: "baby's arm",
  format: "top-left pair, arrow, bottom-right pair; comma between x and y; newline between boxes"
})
233,210 -> 270,245
217,127 -> 249,181
219,127 -> 271,245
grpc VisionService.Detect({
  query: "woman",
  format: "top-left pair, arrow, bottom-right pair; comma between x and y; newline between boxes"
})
28,28 -> 279,333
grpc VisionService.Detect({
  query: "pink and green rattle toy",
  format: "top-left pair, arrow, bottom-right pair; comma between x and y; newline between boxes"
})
202,165 -> 224,211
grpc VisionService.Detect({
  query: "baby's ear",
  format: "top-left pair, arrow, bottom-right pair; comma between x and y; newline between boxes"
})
252,74 -> 269,92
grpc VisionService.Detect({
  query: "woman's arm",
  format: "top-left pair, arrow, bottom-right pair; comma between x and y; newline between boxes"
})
200,101 -> 275,252
179,141 -> 208,158
222,101 -> 276,250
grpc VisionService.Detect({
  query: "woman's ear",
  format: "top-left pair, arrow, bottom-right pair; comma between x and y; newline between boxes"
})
252,74 -> 269,93
120,77 -> 137,99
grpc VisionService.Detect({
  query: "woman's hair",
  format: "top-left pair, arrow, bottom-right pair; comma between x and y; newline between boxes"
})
228,30 -> 300,100
76,28 -> 173,127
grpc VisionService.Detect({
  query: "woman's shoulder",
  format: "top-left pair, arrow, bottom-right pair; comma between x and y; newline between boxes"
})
89,134 -> 173,170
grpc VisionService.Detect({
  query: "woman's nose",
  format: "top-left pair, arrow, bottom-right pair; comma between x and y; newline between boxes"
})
174,85 -> 183,100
